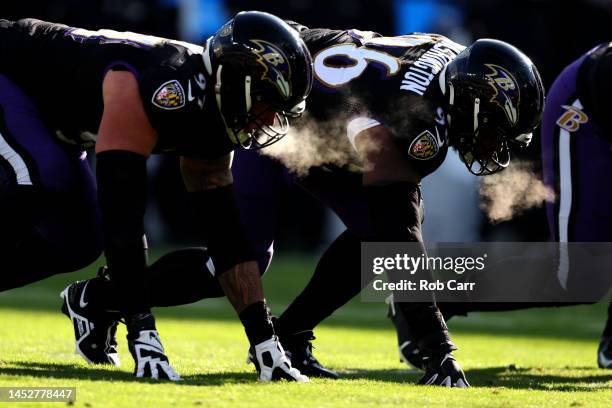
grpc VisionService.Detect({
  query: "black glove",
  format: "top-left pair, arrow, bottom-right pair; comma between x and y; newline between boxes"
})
418,352 -> 469,388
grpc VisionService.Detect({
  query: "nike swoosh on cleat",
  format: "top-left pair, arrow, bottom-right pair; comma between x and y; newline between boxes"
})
79,281 -> 90,308
425,373 -> 438,385
599,351 -> 612,368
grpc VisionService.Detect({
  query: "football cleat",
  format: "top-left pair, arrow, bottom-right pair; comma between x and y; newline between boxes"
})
60,280 -> 120,366
127,313 -> 180,381
248,337 -> 309,382
399,340 -> 424,371
418,353 -> 469,388
597,336 -> 612,369
387,297 -> 424,370
281,331 -> 339,379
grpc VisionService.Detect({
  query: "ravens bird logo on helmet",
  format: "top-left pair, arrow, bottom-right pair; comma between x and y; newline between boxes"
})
250,39 -> 292,100
485,64 -> 520,126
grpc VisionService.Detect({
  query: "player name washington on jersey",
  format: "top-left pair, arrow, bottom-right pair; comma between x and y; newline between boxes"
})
400,39 -> 465,96
299,27 -> 465,177
0,18 -> 231,158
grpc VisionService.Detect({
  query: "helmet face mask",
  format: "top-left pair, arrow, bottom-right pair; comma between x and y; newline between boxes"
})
444,39 -> 545,175
231,101 -> 292,149
455,127 -> 511,176
209,11 -> 313,150
450,100 -> 512,175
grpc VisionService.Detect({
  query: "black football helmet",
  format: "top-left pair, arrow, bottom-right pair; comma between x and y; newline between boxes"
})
442,39 -> 545,175
208,11 -> 313,149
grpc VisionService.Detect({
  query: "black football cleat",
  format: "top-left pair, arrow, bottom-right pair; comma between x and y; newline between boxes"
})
387,297 -> 424,370
60,280 -> 120,366
597,336 -> 612,369
399,339 -> 425,371
280,331 -> 339,379
418,352 -> 469,388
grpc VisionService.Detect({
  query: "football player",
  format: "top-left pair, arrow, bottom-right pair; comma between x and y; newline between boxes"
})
146,25 -> 540,386
542,41 -> 612,370
0,12 -> 312,381
87,25 -> 544,385
392,42 -> 612,371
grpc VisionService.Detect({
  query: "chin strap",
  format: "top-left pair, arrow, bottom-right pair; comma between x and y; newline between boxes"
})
473,97 -> 480,133
244,75 -> 252,113
214,64 -> 233,141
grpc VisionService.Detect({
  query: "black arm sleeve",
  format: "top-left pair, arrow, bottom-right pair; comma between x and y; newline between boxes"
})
366,182 -> 455,353
96,151 -> 148,280
578,45 -> 612,134
190,184 -> 255,275
365,182 -> 424,242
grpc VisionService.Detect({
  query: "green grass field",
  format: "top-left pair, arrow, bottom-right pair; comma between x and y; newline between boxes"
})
0,253 -> 610,407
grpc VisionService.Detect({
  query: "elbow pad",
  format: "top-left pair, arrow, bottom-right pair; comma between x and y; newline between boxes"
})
96,150 -> 148,274
190,184 -> 254,275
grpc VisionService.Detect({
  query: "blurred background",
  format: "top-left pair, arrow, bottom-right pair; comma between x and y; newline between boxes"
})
2,0 -> 611,251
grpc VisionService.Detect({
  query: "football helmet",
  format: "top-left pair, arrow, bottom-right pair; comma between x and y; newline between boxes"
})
442,39 -> 545,175
208,11 -> 313,149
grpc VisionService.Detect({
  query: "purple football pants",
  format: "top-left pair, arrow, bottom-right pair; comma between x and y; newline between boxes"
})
0,75 -> 101,289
